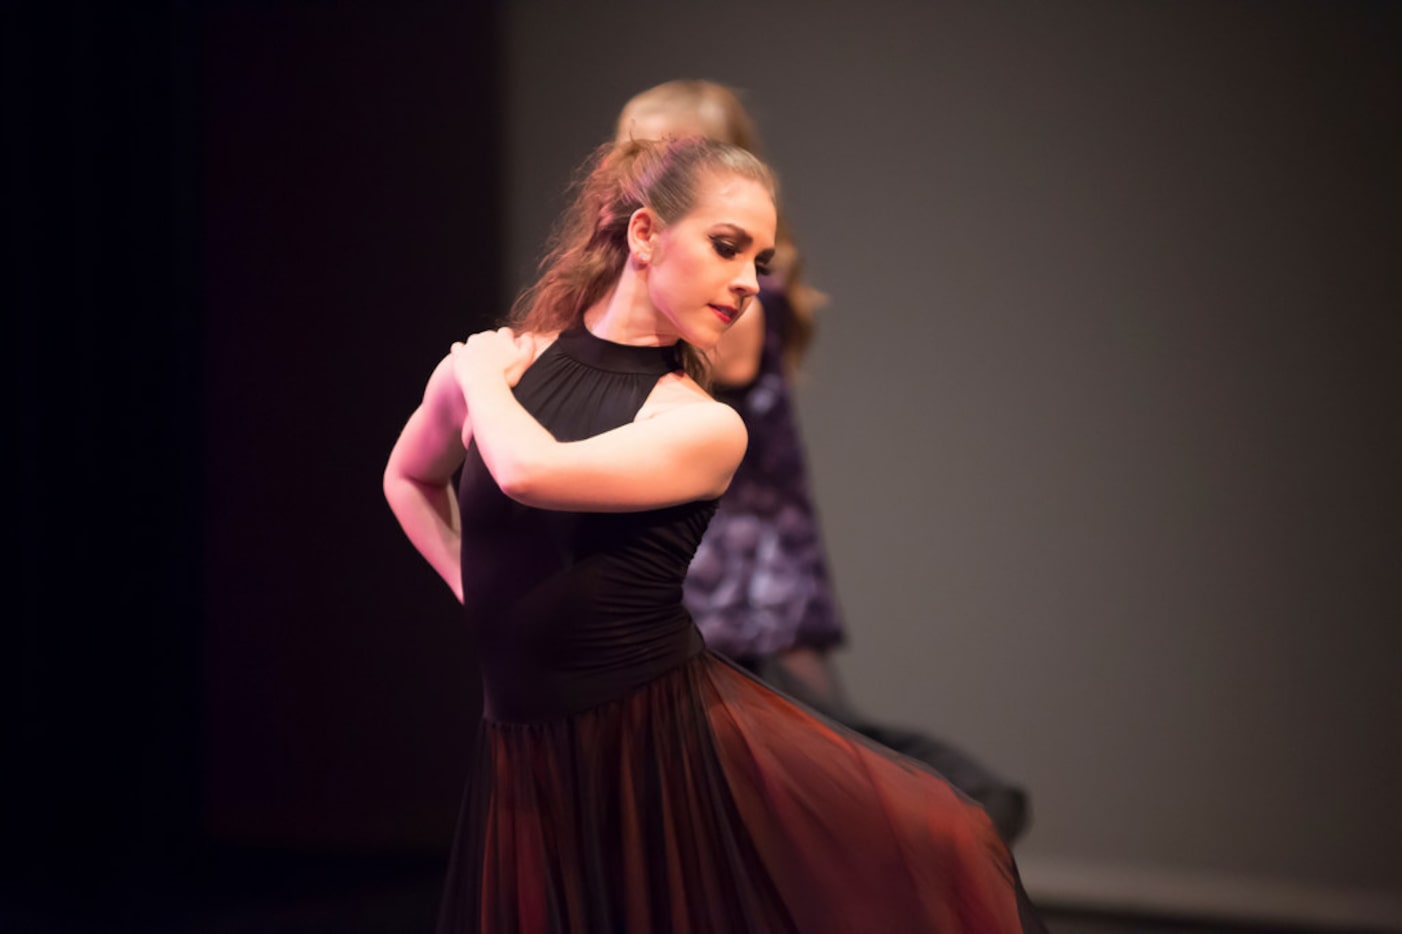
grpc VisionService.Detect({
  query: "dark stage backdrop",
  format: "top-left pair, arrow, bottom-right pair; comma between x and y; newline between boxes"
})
9,2 -> 205,918
12,3 -> 500,923
200,3 -> 498,851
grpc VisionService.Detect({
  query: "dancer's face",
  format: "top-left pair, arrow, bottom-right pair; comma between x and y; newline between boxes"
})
638,171 -> 776,351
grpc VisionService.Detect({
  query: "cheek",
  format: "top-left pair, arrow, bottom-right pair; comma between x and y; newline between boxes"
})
654,252 -> 704,304
675,247 -> 717,292
648,265 -> 687,315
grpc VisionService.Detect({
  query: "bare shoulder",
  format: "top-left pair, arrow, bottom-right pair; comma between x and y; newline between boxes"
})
637,372 -> 746,444
522,328 -> 559,363
638,370 -> 722,416
422,351 -> 464,414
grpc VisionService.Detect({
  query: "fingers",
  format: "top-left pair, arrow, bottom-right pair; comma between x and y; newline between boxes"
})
449,328 -> 533,382
451,327 -> 515,351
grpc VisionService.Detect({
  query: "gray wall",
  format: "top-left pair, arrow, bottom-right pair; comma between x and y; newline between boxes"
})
505,1 -> 1401,926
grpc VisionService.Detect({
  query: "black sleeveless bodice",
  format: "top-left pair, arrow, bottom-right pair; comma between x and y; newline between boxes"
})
456,326 -> 716,722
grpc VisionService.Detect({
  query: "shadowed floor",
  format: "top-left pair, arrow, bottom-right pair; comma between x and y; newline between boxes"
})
3,848 -> 1385,933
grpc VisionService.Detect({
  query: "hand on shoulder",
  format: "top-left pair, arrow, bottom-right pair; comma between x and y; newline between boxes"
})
450,327 -> 541,391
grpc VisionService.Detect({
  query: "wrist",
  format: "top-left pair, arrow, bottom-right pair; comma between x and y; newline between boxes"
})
461,363 -> 510,404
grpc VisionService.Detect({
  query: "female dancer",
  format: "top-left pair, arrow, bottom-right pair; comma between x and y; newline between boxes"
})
385,135 -> 1044,932
618,79 -> 1030,844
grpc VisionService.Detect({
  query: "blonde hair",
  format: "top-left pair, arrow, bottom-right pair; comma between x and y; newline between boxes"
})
618,79 -> 823,374
509,136 -> 776,385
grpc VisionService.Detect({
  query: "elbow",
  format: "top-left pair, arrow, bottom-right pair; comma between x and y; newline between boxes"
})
494,475 -> 532,505
382,463 -> 398,503
488,452 -> 548,507
383,465 -> 410,513
383,462 -> 435,513
493,465 -> 546,507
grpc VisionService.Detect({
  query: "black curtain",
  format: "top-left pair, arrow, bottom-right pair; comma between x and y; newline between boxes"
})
9,1 -> 203,918
9,2 -> 500,928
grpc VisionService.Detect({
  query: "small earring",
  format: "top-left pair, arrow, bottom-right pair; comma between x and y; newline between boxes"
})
637,251 -> 650,263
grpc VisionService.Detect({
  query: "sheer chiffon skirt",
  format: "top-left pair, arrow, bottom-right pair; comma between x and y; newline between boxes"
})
437,653 -> 1043,933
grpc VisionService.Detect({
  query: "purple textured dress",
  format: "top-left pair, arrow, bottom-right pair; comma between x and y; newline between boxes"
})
683,283 -> 845,659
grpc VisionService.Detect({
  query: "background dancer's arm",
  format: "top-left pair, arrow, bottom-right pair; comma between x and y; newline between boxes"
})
706,297 -> 764,387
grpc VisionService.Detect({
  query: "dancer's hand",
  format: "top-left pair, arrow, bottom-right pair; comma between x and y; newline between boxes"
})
450,327 -> 536,391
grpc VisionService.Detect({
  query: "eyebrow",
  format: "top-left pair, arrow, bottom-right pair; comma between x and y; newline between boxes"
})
712,223 -> 777,263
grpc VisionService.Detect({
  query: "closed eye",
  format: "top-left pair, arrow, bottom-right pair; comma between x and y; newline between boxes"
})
756,247 -> 775,277
711,236 -> 739,259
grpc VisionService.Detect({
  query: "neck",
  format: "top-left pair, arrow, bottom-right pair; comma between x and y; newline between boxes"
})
582,265 -> 679,346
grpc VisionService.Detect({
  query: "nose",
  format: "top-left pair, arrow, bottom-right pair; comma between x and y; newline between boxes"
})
731,262 -> 760,300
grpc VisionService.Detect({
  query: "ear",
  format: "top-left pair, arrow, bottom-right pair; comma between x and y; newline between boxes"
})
627,206 -> 659,265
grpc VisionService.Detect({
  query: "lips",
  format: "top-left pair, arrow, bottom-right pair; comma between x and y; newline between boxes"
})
709,304 -> 737,324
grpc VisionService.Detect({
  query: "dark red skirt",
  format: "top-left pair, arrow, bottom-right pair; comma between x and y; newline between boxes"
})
437,652 -> 1043,933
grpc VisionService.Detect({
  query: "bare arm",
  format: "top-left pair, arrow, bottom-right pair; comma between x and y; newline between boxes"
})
707,297 -> 765,388
454,329 -> 747,512
383,354 -> 470,602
